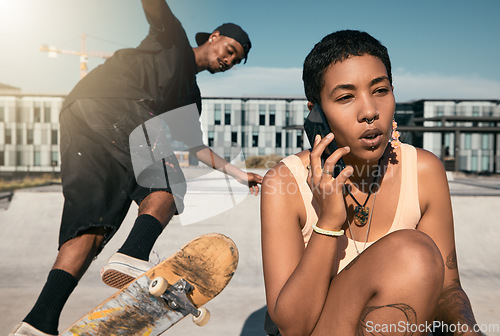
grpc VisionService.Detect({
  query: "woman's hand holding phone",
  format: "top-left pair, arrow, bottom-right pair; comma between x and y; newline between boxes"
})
307,133 -> 353,231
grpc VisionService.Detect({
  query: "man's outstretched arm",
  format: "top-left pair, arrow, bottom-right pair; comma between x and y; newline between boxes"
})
141,0 -> 174,31
192,146 -> 263,195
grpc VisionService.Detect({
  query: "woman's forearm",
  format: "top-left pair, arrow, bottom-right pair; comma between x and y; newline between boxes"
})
435,280 -> 481,335
270,229 -> 342,336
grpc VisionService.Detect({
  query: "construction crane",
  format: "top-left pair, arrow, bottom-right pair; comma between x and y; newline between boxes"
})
40,33 -> 114,79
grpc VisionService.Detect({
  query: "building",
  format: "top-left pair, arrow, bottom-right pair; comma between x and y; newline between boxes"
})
0,86 -> 64,177
1,85 -> 499,176
199,97 -> 308,161
399,100 -> 500,173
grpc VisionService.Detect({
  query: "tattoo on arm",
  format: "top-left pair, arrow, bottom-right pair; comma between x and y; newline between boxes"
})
358,303 -> 417,336
445,250 -> 457,270
436,280 -> 478,334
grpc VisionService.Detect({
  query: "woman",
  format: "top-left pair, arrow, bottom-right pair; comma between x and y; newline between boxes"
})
261,30 -> 481,336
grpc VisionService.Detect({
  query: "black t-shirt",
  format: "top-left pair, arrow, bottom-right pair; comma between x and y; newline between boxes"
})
62,0 -> 201,116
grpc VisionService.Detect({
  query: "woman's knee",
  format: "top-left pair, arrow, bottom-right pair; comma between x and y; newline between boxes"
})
379,230 -> 444,284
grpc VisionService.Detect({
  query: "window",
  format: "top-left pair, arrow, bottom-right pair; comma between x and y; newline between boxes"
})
5,129 -> 12,144
269,105 -> 276,114
224,104 -> 231,124
0,151 -> 4,166
436,106 -> 444,116
472,106 -> 480,117
16,151 -> 22,166
444,133 -> 451,148
0,104 -> 4,122
269,104 -> 276,125
252,131 -> 259,147
481,134 -> 490,150
269,105 -> 277,126
208,131 -> 214,147
44,107 -> 51,123
44,101 -> 52,112
276,132 -> 282,148
464,134 -> 471,150
214,104 -> 221,125
27,129 -> 34,145
269,110 -> 275,126
34,151 -> 41,166
259,105 -> 266,125
34,103 -> 42,122
296,132 -> 302,148
51,151 -> 59,166
259,114 -> 266,125
51,130 -> 58,144
231,132 -> 237,144
471,154 -> 478,172
485,106 -> 494,116
481,155 -> 489,171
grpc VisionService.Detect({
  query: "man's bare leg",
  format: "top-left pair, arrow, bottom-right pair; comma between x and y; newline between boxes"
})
19,228 -> 107,335
53,228 -> 108,279
138,191 -> 177,227
101,191 -> 177,288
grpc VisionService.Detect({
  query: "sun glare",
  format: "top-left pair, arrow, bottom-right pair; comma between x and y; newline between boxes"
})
0,0 -> 31,33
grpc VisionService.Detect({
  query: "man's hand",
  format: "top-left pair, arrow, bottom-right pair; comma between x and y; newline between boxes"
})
194,146 -> 263,195
235,172 -> 263,196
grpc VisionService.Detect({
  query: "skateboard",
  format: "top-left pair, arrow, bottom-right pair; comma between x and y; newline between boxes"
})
60,233 -> 239,335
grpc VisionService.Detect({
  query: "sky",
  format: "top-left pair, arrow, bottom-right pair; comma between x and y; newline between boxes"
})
1,0 -> 500,102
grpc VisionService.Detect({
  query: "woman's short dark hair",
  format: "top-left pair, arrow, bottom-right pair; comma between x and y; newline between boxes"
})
302,30 -> 392,104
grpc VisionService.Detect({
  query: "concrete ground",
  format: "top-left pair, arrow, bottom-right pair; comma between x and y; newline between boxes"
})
1,169 -> 499,336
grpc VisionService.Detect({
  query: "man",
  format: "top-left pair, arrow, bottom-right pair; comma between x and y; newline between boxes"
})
10,1 -> 261,335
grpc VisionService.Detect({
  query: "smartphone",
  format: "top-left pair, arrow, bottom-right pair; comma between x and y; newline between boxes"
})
303,103 -> 346,178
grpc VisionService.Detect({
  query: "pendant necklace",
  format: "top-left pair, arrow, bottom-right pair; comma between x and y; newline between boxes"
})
347,191 -> 377,255
346,159 -> 382,227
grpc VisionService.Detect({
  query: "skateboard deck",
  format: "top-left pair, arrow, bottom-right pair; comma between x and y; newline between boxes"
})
60,233 -> 239,335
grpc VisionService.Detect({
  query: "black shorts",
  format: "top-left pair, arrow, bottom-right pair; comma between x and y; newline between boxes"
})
58,98 -> 185,253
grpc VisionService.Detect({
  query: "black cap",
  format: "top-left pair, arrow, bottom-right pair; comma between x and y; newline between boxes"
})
195,23 -> 251,63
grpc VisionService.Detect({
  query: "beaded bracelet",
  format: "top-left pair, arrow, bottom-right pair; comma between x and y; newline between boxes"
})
312,222 -> 344,237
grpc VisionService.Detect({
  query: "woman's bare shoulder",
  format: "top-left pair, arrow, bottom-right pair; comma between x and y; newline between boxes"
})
415,147 -> 450,210
415,147 -> 447,178
262,151 -> 310,200
264,151 -> 310,182
295,149 -> 312,164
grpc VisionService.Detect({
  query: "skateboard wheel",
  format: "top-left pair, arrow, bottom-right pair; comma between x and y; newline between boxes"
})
149,277 -> 168,297
192,307 -> 211,326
